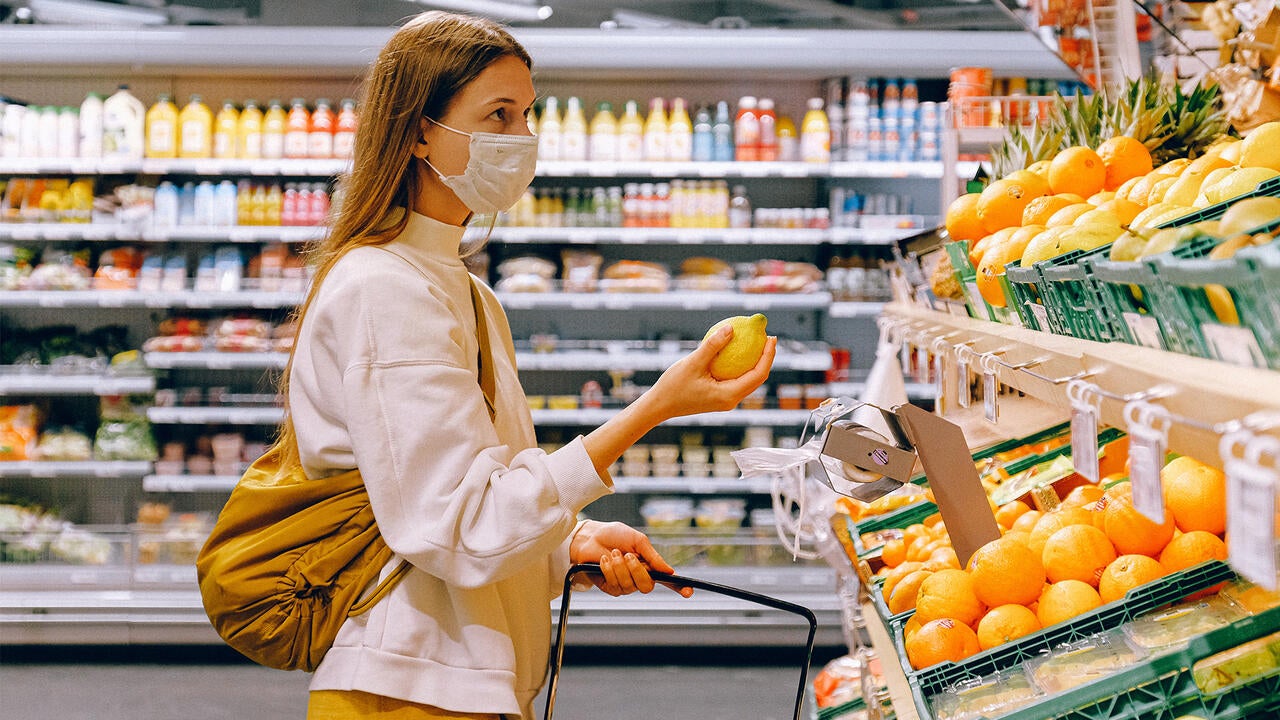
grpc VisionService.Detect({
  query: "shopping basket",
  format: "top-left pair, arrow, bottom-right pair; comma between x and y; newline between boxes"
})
543,562 -> 819,720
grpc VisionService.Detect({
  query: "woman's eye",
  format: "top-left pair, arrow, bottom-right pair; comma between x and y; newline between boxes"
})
491,108 -> 507,122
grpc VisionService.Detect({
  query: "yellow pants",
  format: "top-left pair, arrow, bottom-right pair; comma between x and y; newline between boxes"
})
307,690 -> 505,720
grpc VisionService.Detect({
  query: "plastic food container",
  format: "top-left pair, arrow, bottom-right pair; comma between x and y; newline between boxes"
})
777,384 -> 804,410
1027,631 -> 1145,695
750,508 -> 790,565
650,444 -> 680,465
621,461 -> 650,478
1191,629 -> 1280,694
640,497 -> 694,530
651,462 -> 681,478
548,395 -> 579,410
696,499 -> 746,566
1123,596 -> 1248,654
930,668 -> 1042,720
1221,579 -> 1280,615
622,445 -> 650,464
740,385 -> 767,410
681,446 -> 710,465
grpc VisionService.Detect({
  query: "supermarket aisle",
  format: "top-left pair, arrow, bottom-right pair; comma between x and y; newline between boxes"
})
0,653 -> 823,720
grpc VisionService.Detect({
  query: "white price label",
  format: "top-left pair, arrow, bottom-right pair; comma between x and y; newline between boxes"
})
1029,302 -> 1051,332
1071,405 -> 1101,483
1226,458 -> 1278,590
965,281 -> 991,320
1128,431 -> 1166,523
900,341 -> 912,377
1201,323 -> 1267,369
1123,312 -> 1165,349
917,346 -> 931,384
983,371 -> 998,423
956,357 -> 971,409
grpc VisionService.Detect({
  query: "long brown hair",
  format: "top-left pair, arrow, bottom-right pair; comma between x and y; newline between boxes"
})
274,11 -> 531,471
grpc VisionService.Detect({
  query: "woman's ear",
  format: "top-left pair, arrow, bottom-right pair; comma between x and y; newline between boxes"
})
412,117 -> 431,160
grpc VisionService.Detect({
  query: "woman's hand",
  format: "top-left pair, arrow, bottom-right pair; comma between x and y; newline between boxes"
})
569,520 -> 693,597
643,326 -> 777,423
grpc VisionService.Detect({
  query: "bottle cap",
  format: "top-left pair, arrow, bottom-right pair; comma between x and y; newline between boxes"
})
738,96 -> 757,107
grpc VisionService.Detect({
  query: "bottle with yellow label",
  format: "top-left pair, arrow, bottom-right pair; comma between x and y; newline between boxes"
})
667,97 -> 692,163
213,99 -> 239,159
617,100 -> 644,163
588,101 -> 618,163
145,94 -> 179,159
238,100 -> 263,160
178,95 -> 213,159
642,97 -> 668,162
262,99 -> 287,160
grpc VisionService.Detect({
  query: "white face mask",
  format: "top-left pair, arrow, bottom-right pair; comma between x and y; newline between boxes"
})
422,117 -> 538,215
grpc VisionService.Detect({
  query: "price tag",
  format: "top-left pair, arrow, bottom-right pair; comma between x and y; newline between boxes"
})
1127,425 -> 1167,523
983,370 -> 998,423
1226,456 -> 1278,590
935,352 -> 950,410
965,281 -> 991,320
917,345 -> 931,385
1122,312 -> 1165,349
900,340 -> 913,378
1072,406 -> 1100,483
1029,302 -> 1051,332
956,354 -> 971,409
1201,323 -> 1267,369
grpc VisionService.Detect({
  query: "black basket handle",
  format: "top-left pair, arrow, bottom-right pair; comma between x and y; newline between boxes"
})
544,562 -> 818,720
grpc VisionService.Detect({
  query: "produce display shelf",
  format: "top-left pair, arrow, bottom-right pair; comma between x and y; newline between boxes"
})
0,461 -> 152,479
0,370 -> 155,396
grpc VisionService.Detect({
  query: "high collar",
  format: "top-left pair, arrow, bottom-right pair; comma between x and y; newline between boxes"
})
393,208 -> 468,262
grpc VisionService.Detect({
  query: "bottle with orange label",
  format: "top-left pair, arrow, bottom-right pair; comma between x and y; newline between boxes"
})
178,95 -> 213,159
238,100 -> 263,160
283,98 -> 310,159
213,100 -> 239,159
262,99 -> 286,159
734,96 -> 761,162
333,98 -> 357,160
308,98 -> 335,159
144,94 -> 179,159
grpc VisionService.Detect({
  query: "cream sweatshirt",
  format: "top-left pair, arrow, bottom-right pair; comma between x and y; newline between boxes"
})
289,209 -> 612,717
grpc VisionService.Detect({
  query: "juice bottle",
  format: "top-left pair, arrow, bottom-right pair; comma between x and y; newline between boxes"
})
308,98 -> 335,159
642,97 -> 667,162
145,93 -> 179,159
800,97 -> 831,163
617,100 -> 644,162
757,98 -> 778,162
733,96 -> 760,162
667,97 -> 692,163
79,92 -> 103,159
236,180 -> 253,225
102,84 -> 145,161
37,106 -> 59,159
776,113 -> 798,162
57,106 -> 78,159
537,96 -> 562,162
265,183 -> 283,226
281,182 -> 299,226
283,98 -> 310,159
588,101 -> 617,163
333,98 -> 357,160
691,104 -> 713,162
178,95 -> 213,159
213,99 -> 239,159
238,100 -> 263,159
262,99 -> 286,159
711,101 -> 734,162
560,96 -> 587,162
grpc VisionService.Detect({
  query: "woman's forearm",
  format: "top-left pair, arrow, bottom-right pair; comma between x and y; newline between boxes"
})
580,392 -> 670,481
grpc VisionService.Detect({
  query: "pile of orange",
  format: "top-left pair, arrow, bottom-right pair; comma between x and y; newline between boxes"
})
889,451 -> 1232,671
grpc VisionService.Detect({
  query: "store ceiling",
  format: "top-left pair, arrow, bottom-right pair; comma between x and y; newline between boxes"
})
0,0 -> 1026,32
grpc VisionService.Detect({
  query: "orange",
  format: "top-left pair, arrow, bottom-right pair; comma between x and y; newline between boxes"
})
1022,194 -> 1082,226
881,561 -> 926,599
1042,524 -> 1117,587
976,230 -> 1031,307
1005,169 -> 1051,200
1011,510 -> 1043,534
976,604 -> 1041,650
914,568 -> 987,627
905,618 -> 982,670
1001,530 -> 1033,549
1097,136 -> 1154,191
881,538 -> 907,568
967,537 -> 1046,607
1028,506 -> 1096,557
1103,485 -> 1176,557
1098,554 -> 1168,604
977,178 -> 1042,233
1037,579 -> 1103,627
927,546 -> 962,571
945,193 -> 986,242
995,500 -> 1033,529
886,569 -> 932,614
1161,456 -> 1228,535
1060,484 -> 1105,510
903,613 -> 926,643
969,227 -> 1017,268
1096,196 -> 1143,225
903,523 -> 931,547
1158,530 -> 1228,573
1048,146 -> 1106,198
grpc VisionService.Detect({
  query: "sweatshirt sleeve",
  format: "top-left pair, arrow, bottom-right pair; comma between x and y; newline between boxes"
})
326,257 -> 611,589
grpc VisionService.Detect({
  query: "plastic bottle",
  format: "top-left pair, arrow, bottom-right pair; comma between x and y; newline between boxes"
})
38,106 -> 60,159
537,96 -> 562,162
799,98 -> 831,163
560,96 -> 588,162
776,114 -> 798,162
333,98 -> 357,160
236,180 -> 253,225
1,104 -> 22,158
667,97 -> 692,163
79,93 -> 103,159
691,105 -> 713,162
728,185 -> 752,229
178,95 -> 213,159
102,85 -> 145,161
845,102 -> 869,163
309,183 -> 330,225
265,183 -> 283,226
711,101 -> 734,162
828,102 -> 845,163
19,105 -> 41,157
757,98 -> 778,162
214,180 -> 237,226
642,97 -> 667,162
617,100 -> 644,163
588,101 -> 617,163
281,182 -> 299,226
238,100 -> 263,160
213,100 -> 239,160
193,180 -> 216,225
262,99 -> 286,159
249,183 -> 268,225
733,96 -> 760,162
284,98 -> 310,159
57,107 -> 78,159
145,94 -> 179,159
308,98 -> 335,159
152,181 -> 179,229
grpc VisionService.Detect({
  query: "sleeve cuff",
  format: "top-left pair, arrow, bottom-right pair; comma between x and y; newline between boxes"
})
543,435 -> 612,514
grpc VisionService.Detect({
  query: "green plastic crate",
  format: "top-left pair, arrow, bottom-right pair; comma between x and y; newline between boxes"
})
945,240 -> 996,323
1003,261 -> 1051,332
1037,245 -> 1127,343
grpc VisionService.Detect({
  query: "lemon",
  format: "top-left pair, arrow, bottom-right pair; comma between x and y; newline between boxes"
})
1059,223 -> 1126,253
1109,230 -> 1149,261
705,314 -> 768,380
1020,226 -> 1070,266
1139,225 -> 1201,258
1217,196 -> 1280,237
1073,208 -> 1123,228
1240,121 -> 1280,171
1045,203 -> 1095,227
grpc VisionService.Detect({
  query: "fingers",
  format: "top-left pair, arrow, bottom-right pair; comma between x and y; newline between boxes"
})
633,534 -> 674,575
598,550 -> 641,596
694,325 -> 734,360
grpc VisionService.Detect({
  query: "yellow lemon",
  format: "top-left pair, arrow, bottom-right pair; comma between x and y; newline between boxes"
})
1073,208 -> 1123,228
1240,121 -> 1280,171
1217,196 -> 1280,237
705,314 -> 769,380
1202,167 -> 1280,205
1045,203 -> 1095,227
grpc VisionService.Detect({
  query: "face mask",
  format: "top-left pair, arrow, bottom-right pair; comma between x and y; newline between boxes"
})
422,117 -> 538,215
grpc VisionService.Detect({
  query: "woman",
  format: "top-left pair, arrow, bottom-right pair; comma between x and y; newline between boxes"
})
284,11 -> 776,720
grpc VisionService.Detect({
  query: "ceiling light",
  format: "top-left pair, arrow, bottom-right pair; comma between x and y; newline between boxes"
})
404,0 -> 552,22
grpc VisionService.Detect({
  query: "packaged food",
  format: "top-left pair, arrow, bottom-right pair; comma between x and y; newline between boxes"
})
640,497 -> 694,530
1221,579 -> 1280,615
600,259 -> 670,293
739,259 -> 823,294
560,249 -> 603,292
1192,630 -> 1280,694
696,498 -> 746,565
1028,631 -> 1144,695
0,405 -> 40,461
1124,596 -> 1248,654
495,255 -> 556,293
931,668 -> 1042,720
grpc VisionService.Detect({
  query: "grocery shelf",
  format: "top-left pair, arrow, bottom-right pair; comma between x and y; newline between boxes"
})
0,289 -> 305,309
535,160 -> 824,178
142,352 -> 287,370
0,461 -> 152,479
139,474 -> 779,495
488,226 -> 831,245
496,290 -> 833,311
532,408 -> 814,427
828,301 -> 887,318
516,348 -> 833,372
0,223 -> 324,244
141,474 -> 239,492
0,157 -> 347,177
0,369 -> 155,396
145,406 -> 283,425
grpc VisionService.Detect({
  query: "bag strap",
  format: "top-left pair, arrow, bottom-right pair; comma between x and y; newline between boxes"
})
374,246 -> 498,423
